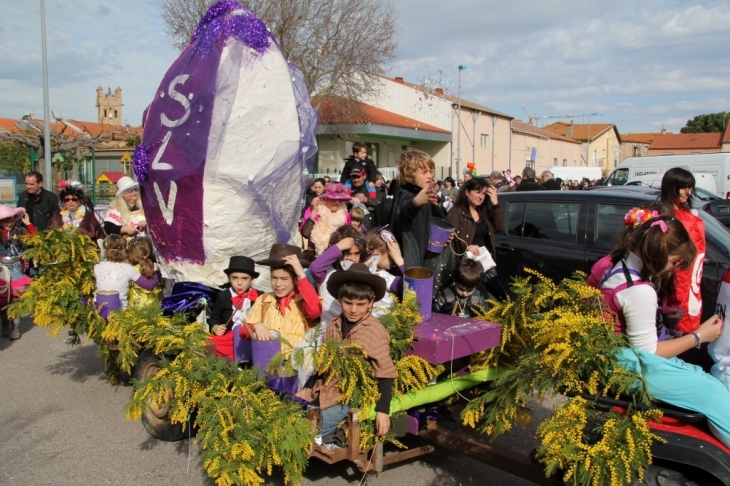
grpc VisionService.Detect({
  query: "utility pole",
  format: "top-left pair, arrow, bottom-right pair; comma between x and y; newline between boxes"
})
457,65 -> 466,180
40,0 -> 52,184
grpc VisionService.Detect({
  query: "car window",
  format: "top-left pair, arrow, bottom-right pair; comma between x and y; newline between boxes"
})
694,187 -> 719,201
505,201 -> 526,236
595,203 -> 633,251
607,168 -> 629,186
524,202 -> 580,243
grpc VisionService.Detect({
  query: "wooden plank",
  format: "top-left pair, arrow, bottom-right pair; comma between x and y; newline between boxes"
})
381,445 -> 436,466
418,424 -> 556,486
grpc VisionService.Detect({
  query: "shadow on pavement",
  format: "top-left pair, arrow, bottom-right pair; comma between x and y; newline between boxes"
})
44,341 -> 107,383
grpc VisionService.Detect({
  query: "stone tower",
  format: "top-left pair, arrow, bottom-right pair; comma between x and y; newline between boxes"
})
96,86 -> 123,125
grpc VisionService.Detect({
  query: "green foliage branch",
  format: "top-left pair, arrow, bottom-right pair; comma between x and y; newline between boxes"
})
464,270 -> 663,486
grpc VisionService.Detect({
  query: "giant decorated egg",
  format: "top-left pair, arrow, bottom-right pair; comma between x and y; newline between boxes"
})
133,1 -> 317,286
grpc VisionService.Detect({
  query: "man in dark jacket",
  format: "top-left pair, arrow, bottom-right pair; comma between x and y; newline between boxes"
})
515,167 -> 543,192
340,142 -> 377,185
541,170 -> 562,190
17,171 -> 59,231
347,167 -> 379,228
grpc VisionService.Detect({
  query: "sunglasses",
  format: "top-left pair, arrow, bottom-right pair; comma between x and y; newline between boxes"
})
63,196 -> 80,203
124,187 -> 139,194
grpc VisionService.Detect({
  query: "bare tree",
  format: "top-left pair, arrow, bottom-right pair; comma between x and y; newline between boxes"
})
160,0 -> 398,122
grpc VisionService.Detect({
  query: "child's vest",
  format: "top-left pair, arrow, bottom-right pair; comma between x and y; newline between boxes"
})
589,256 -> 650,335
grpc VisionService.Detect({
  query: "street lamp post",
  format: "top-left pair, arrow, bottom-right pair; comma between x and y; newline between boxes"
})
40,0 -> 52,184
586,112 -> 599,166
457,65 -> 466,180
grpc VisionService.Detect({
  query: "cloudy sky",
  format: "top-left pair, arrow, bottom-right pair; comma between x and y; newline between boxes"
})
1,0 -> 728,134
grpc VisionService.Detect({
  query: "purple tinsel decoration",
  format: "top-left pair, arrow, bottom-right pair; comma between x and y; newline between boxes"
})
191,0 -> 271,57
132,144 -> 151,184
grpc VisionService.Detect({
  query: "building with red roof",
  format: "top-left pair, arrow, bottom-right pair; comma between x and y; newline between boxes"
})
648,125 -> 730,155
619,131 -> 664,160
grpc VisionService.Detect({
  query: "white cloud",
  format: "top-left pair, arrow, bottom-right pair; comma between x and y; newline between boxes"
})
0,0 -> 178,124
394,0 -> 730,132
1,0 -> 728,134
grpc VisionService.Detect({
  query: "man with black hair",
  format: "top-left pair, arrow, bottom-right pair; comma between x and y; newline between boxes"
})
17,171 -> 59,231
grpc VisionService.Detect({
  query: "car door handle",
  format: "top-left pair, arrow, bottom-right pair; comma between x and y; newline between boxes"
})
496,246 -> 514,254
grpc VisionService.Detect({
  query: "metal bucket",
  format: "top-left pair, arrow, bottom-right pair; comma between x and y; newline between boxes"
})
428,218 -> 454,254
96,290 -> 121,320
251,329 -> 281,372
232,322 -> 253,363
404,267 -> 434,321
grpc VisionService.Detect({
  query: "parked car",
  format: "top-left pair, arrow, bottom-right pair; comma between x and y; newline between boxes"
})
589,185 -> 730,227
494,190 -> 730,322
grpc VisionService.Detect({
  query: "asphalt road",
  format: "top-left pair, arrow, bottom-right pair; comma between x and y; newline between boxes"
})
0,319 -> 562,486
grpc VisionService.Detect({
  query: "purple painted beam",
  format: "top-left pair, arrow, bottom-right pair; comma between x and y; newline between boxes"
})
408,313 -> 501,365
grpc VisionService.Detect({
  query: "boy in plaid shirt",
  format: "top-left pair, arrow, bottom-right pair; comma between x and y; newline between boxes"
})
299,262 -> 396,438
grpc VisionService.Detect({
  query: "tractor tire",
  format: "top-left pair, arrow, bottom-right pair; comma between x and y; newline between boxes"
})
133,349 -> 186,442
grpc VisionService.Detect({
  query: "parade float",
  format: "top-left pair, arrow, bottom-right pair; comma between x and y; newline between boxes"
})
7,2 -> 730,486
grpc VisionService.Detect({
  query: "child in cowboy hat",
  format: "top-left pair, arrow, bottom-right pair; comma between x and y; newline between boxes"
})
207,255 -> 261,360
0,205 -> 35,340
300,183 -> 352,256
245,244 -> 322,349
297,263 -> 396,439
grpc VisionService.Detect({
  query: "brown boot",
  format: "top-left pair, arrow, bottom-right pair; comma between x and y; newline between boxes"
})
9,318 -> 20,340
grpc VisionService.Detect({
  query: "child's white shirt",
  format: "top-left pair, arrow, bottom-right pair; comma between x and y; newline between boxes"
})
94,261 -> 141,309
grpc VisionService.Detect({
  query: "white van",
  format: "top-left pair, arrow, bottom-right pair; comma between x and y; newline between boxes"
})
605,153 -> 730,198
547,166 -> 603,182
626,172 -> 717,194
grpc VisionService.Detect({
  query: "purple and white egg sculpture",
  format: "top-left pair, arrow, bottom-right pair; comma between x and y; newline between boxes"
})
133,1 -> 317,286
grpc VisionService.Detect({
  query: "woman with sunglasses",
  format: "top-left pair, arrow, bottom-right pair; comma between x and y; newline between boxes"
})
103,176 -> 146,240
49,180 -> 105,247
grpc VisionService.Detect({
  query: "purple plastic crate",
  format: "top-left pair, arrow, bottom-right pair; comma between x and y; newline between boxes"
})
408,313 -> 501,365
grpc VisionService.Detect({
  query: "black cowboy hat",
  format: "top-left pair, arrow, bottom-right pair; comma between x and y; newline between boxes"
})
255,243 -> 311,268
326,262 -> 386,301
223,255 -> 260,278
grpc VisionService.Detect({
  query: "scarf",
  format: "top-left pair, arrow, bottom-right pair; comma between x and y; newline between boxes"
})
60,205 -> 86,229
231,289 -> 258,309
277,291 -> 297,315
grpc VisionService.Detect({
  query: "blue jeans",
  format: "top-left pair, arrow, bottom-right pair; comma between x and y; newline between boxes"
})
320,403 -> 350,437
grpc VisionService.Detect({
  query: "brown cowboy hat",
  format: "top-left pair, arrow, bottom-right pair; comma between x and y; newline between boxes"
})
326,263 -> 386,301
255,243 -> 311,268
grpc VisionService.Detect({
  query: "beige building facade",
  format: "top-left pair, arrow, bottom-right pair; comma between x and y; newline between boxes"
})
543,122 -> 621,173
510,120 -> 582,174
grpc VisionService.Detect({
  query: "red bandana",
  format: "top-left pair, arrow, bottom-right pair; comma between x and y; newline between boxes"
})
232,289 -> 258,309
277,291 -> 297,315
